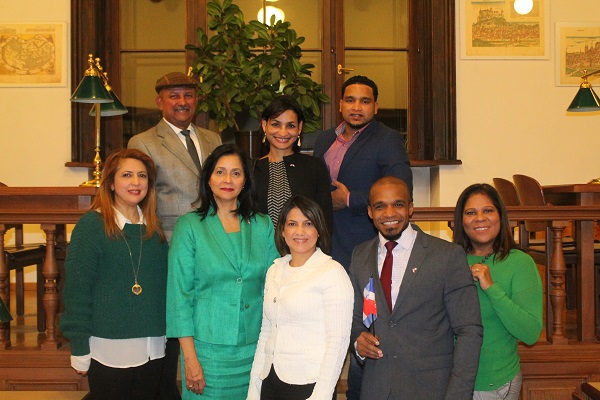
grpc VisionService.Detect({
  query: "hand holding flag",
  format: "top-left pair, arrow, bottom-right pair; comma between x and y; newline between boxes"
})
363,277 -> 377,329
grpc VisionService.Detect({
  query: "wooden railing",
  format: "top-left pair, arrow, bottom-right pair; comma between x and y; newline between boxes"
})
412,205 -> 600,345
1,202 -> 599,350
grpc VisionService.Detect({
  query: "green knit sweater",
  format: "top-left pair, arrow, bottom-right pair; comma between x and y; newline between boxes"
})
60,211 -> 169,356
467,249 -> 543,391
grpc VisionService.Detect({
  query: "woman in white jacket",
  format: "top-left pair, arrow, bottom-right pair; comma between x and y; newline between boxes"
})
248,195 -> 354,400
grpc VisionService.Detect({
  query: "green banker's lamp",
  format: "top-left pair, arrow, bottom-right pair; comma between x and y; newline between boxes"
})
567,69 -> 600,112
566,69 -> 600,183
70,54 -> 128,187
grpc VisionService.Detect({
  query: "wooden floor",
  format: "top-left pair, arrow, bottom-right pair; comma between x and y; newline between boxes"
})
7,286 -> 47,350
0,391 -> 88,399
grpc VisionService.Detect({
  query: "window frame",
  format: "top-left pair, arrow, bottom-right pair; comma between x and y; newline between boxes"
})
69,0 -> 456,165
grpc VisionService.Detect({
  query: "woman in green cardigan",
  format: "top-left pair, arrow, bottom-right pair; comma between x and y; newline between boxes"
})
167,144 -> 279,399
453,183 -> 543,400
60,148 -> 169,400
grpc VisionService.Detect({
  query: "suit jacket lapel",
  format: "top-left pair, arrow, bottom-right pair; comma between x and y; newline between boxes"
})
363,237 -> 395,318
157,120 -> 200,177
194,124 -> 212,165
392,225 -> 426,314
338,121 -> 377,179
206,214 -> 240,273
238,217 -> 253,274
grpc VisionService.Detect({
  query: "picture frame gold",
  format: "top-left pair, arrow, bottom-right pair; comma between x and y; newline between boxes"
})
555,22 -> 600,86
0,22 -> 68,87
460,0 -> 549,59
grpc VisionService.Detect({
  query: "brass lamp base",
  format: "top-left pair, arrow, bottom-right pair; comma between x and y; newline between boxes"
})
80,146 -> 102,187
80,177 -> 101,187
588,177 -> 600,184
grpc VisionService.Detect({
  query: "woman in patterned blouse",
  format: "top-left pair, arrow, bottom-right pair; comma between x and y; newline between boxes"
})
253,95 -> 333,233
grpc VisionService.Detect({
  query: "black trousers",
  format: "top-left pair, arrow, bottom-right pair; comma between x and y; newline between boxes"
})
87,358 -> 162,400
346,351 -> 363,400
158,337 -> 182,399
260,365 -> 316,400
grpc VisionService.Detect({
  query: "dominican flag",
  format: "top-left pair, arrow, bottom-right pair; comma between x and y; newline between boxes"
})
363,277 -> 377,328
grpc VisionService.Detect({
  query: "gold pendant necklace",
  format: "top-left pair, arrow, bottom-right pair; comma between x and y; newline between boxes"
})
120,224 -> 143,295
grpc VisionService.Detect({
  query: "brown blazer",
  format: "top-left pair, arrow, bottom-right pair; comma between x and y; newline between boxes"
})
128,119 -> 222,240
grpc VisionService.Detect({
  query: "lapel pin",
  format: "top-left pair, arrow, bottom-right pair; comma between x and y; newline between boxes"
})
290,163 -> 295,167
412,268 -> 417,273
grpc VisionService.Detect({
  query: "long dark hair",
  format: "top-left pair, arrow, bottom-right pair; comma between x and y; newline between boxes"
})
196,144 -> 258,221
452,183 -> 516,261
275,195 -> 331,256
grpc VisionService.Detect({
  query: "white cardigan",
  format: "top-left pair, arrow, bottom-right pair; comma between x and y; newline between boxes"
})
247,248 -> 354,400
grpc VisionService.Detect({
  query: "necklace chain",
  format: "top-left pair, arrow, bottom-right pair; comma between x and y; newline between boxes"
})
471,251 -> 494,265
119,224 -> 143,295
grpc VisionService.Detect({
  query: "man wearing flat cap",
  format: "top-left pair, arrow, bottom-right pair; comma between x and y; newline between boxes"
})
128,72 -> 221,400
129,72 -> 221,242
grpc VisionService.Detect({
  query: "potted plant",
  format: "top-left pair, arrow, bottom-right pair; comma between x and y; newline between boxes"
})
186,0 -> 329,134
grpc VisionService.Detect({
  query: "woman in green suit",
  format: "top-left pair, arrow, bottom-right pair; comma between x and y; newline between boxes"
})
167,144 -> 279,399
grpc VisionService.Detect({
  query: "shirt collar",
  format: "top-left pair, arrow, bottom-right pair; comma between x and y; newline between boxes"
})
377,223 -> 417,252
334,121 -> 371,140
113,206 -> 145,229
163,118 -> 194,136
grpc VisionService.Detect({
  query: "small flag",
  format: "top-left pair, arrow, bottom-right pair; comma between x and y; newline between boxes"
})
363,277 -> 377,328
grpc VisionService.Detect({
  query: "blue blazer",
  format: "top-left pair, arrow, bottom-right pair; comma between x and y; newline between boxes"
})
313,120 -> 413,269
166,210 -> 279,345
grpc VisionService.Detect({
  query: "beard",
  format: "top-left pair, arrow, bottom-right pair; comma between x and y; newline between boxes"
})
380,223 -> 409,241
381,232 -> 402,241
346,121 -> 368,130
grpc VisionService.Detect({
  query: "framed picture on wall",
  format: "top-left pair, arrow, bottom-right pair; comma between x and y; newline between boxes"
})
0,22 -> 68,87
460,0 -> 549,59
555,22 -> 600,86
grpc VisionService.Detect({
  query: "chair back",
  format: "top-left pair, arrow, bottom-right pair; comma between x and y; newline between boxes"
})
492,177 -> 520,206
513,174 -> 548,233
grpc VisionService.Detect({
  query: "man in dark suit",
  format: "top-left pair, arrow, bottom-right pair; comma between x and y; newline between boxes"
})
313,75 -> 412,271
313,75 -> 413,399
350,176 -> 482,400
128,71 -> 221,399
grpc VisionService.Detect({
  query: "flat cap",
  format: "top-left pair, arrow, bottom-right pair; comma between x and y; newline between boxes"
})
155,72 -> 198,93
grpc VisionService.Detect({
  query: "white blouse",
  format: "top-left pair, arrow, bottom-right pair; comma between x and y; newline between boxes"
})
248,248 -> 354,400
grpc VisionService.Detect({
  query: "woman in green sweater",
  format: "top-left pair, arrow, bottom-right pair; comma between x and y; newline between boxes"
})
453,183 -> 543,400
60,148 -> 169,400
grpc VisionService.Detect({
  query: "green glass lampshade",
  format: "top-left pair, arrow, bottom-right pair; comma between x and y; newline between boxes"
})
70,75 -> 113,103
567,86 -> 600,112
89,90 -> 128,116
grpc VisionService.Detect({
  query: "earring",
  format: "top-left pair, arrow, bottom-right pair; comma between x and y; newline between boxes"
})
297,134 -> 301,147
262,134 -> 266,144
